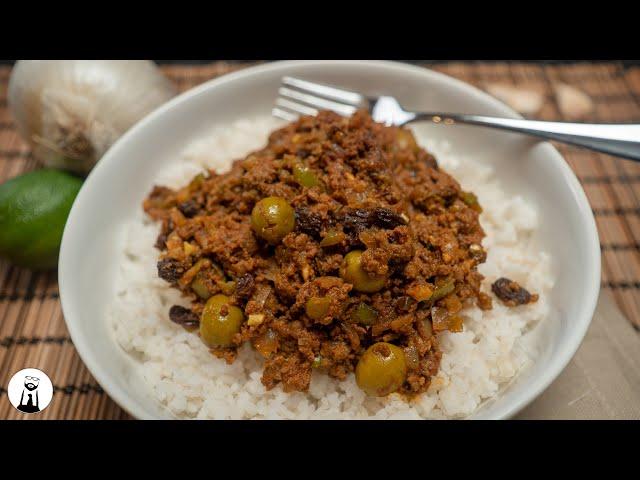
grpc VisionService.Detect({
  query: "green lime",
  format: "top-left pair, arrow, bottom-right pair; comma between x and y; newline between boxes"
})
0,169 -> 82,270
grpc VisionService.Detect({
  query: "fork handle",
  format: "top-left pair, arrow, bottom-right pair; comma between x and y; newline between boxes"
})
411,113 -> 640,162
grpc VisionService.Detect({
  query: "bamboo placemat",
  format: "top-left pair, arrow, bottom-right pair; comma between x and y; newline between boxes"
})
0,61 -> 639,420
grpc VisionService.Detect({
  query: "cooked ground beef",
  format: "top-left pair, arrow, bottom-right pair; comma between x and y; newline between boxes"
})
144,110 -> 491,396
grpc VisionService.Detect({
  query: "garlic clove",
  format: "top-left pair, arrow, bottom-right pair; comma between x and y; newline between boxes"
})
484,83 -> 544,116
553,83 -> 594,120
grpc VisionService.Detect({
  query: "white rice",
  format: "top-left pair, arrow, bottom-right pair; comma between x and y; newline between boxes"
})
108,116 -> 553,419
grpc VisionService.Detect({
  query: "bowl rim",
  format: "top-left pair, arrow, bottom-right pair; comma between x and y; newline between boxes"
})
59,60 -> 601,420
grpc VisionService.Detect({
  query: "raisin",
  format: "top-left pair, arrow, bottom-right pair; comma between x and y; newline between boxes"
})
235,273 -> 255,299
295,208 -> 323,238
157,258 -> 185,283
168,305 -> 199,328
491,278 -> 538,307
178,200 -> 199,218
342,209 -> 372,234
371,208 -> 407,229
155,232 -> 168,250
342,208 -> 406,233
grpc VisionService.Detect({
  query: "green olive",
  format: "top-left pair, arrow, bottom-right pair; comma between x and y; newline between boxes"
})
340,250 -> 386,293
191,275 -> 212,300
312,355 -> 322,368
216,280 -> 236,296
319,229 -> 345,247
200,294 -> 245,347
188,173 -> 206,191
429,277 -> 455,304
351,302 -> 378,325
251,197 -> 295,244
356,342 -> 407,396
293,163 -> 320,188
461,191 -> 482,213
305,296 -> 331,321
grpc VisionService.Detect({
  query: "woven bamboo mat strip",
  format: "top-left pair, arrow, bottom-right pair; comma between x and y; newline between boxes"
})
0,61 -> 639,420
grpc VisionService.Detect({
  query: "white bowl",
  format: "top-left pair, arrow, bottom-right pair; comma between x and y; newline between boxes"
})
59,60 -> 600,419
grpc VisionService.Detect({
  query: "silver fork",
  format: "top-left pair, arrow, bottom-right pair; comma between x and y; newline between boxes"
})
274,76 -> 640,162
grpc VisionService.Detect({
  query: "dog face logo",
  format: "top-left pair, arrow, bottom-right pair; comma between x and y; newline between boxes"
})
7,368 -> 53,414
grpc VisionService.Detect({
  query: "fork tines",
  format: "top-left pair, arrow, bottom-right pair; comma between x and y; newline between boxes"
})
273,76 -> 366,122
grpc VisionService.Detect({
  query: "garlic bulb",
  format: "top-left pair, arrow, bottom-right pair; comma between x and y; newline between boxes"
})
553,83 -> 594,120
484,83 -> 544,116
8,60 -> 176,174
